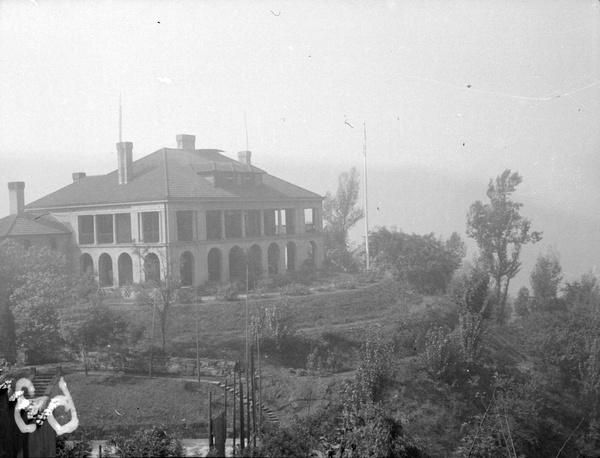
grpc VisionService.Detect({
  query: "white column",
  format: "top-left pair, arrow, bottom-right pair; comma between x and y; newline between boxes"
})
241,210 -> 246,238
259,210 -> 264,236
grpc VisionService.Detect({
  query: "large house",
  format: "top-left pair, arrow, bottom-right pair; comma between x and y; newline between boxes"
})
1,134 -> 325,288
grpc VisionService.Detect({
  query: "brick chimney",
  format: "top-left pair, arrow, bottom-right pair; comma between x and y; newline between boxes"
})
238,151 -> 252,167
8,182 -> 25,215
176,134 -> 196,151
117,142 -> 133,185
72,172 -> 86,182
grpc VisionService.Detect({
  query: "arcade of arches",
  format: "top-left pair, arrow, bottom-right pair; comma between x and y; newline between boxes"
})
80,239 -> 318,288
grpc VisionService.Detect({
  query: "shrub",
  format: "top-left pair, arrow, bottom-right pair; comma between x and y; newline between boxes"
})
422,326 -> 460,383
249,284 -> 269,299
215,283 -> 239,301
334,278 -> 358,290
105,426 -> 184,457
177,287 -> 200,304
279,282 -> 310,297
344,325 -> 392,410
263,299 -> 296,351
271,274 -> 292,288
56,435 -> 93,458
393,300 -> 459,357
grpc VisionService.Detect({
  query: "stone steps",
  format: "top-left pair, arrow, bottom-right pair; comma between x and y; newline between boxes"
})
214,380 -> 279,425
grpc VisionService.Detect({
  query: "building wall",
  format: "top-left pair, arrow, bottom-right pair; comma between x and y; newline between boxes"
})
50,198 -> 324,288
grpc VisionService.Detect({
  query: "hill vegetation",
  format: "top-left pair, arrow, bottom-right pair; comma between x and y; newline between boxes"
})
2,168 -> 600,457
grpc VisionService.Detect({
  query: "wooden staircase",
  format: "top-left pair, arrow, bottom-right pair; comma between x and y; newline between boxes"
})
214,379 -> 279,425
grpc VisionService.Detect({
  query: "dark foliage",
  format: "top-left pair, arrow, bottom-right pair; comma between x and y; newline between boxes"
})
370,227 -> 465,294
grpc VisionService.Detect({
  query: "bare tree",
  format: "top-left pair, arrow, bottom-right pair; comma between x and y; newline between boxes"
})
132,244 -> 180,352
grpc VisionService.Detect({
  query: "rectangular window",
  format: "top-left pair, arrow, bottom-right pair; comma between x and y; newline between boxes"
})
142,212 -> 160,243
78,215 -> 94,244
263,210 -> 276,236
276,210 -> 286,235
206,210 -> 222,240
242,174 -> 253,187
244,210 -> 261,238
285,209 -> 295,235
115,213 -> 132,243
304,208 -> 316,233
177,210 -> 194,242
224,210 -> 242,239
225,173 -> 235,187
96,214 -> 114,244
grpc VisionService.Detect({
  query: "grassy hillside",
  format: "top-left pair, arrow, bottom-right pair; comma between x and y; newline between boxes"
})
112,279 -> 417,360
64,372 -> 218,439
62,278 -> 589,456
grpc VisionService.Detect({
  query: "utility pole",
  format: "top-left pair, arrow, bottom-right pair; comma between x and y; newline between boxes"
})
196,289 -> 200,382
149,291 -> 156,378
363,123 -> 370,271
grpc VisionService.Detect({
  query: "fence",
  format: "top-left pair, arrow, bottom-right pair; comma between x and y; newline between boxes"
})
86,352 -> 235,378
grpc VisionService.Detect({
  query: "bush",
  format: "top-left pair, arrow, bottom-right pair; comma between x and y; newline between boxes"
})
271,274 -> 292,288
56,435 -> 93,458
279,283 -> 310,297
393,300 -> 459,357
262,299 -> 296,351
354,269 -> 380,285
422,326 -> 460,383
177,287 -> 200,304
215,283 -> 239,301
334,278 -> 357,290
105,426 -> 184,457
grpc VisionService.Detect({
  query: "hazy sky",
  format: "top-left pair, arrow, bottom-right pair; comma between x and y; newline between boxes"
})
1,0 -> 599,292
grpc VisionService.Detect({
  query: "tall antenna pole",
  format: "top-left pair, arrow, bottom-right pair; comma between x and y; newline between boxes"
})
244,110 -> 249,151
363,123 -> 370,271
119,93 -> 123,143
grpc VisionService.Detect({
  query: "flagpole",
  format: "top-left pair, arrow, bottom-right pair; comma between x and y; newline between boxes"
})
363,123 -> 370,271
119,93 -> 122,143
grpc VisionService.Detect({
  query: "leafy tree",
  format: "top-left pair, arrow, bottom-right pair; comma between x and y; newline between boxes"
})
467,169 -> 542,322
562,271 -> 599,308
514,286 -> 531,318
370,227 -> 465,294
106,426 -> 184,457
530,249 -> 563,312
60,275 -> 131,375
0,240 -> 75,363
323,167 -> 364,268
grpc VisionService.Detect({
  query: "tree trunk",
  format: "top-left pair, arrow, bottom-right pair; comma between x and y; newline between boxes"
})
82,349 -> 89,376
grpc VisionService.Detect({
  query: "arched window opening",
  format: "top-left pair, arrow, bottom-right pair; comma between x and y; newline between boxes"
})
267,243 -> 280,276
248,244 -> 263,288
229,246 -> 246,283
144,253 -> 161,283
118,253 -> 133,287
180,251 -> 195,287
208,248 -> 222,283
99,253 -> 113,287
80,254 -> 94,275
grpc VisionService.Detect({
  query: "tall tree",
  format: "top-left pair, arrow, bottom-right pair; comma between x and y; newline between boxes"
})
323,167 -> 364,268
0,240 -> 75,363
466,169 -> 542,322
530,249 -> 563,312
